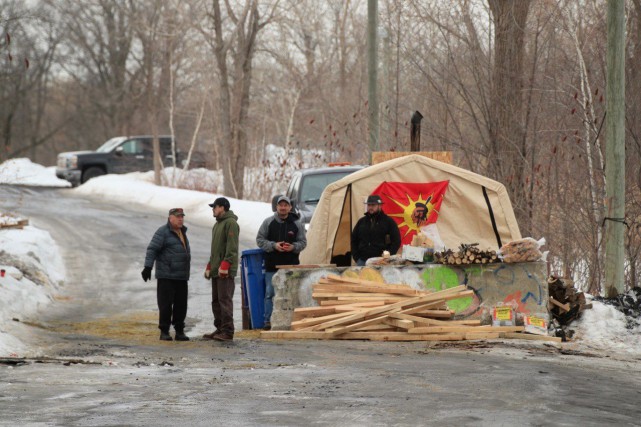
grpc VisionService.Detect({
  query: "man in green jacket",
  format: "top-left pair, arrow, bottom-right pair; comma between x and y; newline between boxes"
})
203,197 -> 239,341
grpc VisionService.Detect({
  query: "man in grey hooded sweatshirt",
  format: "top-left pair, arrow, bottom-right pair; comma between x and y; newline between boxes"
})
256,195 -> 307,330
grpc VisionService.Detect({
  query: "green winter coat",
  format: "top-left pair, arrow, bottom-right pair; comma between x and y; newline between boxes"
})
210,209 -> 240,278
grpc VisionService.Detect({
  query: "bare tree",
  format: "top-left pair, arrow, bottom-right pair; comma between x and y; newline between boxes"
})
0,1 -> 63,163
200,0 -> 277,199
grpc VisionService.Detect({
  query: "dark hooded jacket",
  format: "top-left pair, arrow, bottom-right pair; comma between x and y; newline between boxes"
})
256,212 -> 307,272
351,210 -> 401,262
144,221 -> 191,280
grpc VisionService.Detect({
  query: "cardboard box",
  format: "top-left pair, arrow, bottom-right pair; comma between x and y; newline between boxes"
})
401,245 -> 429,262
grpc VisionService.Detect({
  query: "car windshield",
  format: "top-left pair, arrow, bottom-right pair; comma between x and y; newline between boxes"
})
300,171 -> 355,204
96,137 -> 127,153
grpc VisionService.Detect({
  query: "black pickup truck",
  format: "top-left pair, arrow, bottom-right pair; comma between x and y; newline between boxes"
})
55,135 -> 200,187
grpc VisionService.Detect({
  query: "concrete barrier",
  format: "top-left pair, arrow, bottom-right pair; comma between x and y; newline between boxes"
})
271,262 -> 549,330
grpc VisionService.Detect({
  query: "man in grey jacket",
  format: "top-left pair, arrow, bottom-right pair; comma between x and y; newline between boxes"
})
142,208 -> 191,341
256,196 -> 306,330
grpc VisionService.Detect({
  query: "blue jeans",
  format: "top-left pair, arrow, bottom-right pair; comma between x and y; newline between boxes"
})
356,259 -> 366,266
264,271 -> 276,324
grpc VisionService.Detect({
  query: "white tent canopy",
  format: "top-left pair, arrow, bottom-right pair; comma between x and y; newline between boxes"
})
300,154 -> 521,265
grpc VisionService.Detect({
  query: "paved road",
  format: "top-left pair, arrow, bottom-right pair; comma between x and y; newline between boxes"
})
1,186 -> 641,426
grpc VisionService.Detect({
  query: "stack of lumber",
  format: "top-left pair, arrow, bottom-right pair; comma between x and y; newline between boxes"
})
261,274 -> 561,342
433,244 -> 500,265
548,276 -> 591,325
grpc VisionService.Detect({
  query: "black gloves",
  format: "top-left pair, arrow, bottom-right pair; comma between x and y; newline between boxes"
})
141,267 -> 152,282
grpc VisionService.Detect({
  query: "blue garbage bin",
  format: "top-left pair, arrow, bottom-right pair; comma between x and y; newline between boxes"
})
241,249 -> 266,329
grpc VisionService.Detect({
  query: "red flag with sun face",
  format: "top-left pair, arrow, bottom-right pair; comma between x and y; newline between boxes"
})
371,181 -> 449,245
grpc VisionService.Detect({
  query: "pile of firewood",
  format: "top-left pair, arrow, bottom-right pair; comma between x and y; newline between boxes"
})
261,274 -> 560,342
548,276 -> 591,325
433,244 -> 500,265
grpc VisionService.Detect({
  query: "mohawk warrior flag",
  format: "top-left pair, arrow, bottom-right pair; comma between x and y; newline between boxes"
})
371,181 -> 449,245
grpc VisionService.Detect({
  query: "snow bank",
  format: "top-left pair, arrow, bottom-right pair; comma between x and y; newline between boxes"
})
572,298 -> 641,355
0,224 -> 66,356
0,158 -> 70,187
72,172 -> 273,238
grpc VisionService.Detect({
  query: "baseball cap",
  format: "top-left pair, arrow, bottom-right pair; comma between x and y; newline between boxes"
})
277,195 -> 291,205
208,197 -> 230,210
169,208 -> 185,216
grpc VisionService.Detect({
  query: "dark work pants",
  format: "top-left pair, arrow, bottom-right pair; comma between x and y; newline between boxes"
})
157,278 -> 188,332
211,276 -> 235,335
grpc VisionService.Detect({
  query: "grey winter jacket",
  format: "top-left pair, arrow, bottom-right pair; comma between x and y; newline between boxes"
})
256,212 -> 307,272
144,221 -> 191,280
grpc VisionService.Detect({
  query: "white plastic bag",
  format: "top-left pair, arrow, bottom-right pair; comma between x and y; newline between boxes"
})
420,223 -> 446,252
498,237 -> 546,263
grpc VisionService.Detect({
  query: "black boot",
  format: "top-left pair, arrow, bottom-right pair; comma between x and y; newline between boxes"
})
160,329 -> 173,341
175,329 -> 190,341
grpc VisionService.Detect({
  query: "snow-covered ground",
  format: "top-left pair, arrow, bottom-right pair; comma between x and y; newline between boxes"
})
1,158 -> 640,358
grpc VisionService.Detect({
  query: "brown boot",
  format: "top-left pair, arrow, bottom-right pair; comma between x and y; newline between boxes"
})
202,331 -> 221,340
213,333 -> 233,342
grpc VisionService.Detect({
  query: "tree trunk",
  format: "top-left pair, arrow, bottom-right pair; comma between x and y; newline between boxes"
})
211,0 -> 262,199
488,0 -> 531,234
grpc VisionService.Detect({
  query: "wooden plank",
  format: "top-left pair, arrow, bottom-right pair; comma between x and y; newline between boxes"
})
389,312 -> 443,325
326,314 -> 391,336
313,292 -> 403,298
368,333 -> 465,342
313,284 -> 427,297
318,300 -> 354,306
398,300 -> 448,315
291,311 -> 355,330
334,332 -> 410,340
324,274 -> 416,289
549,296 -> 570,312
260,331 -> 331,340
333,302 -> 386,311
412,310 -> 454,318
383,318 -> 415,330
503,332 -> 563,343
408,325 -> 525,334
336,296 -> 405,302
292,306 -> 337,320
353,325 -> 399,332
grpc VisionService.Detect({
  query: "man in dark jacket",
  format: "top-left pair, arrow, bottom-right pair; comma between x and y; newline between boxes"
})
256,195 -> 307,330
142,208 -> 191,341
351,194 -> 401,266
202,197 -> 239,342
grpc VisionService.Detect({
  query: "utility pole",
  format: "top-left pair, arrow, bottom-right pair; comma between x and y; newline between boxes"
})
367,0 -> 379,164
604,0 -> 626,298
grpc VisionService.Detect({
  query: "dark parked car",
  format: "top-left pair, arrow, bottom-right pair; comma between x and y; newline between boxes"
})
55,135 -> 199,186
283,164 -> 364,229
